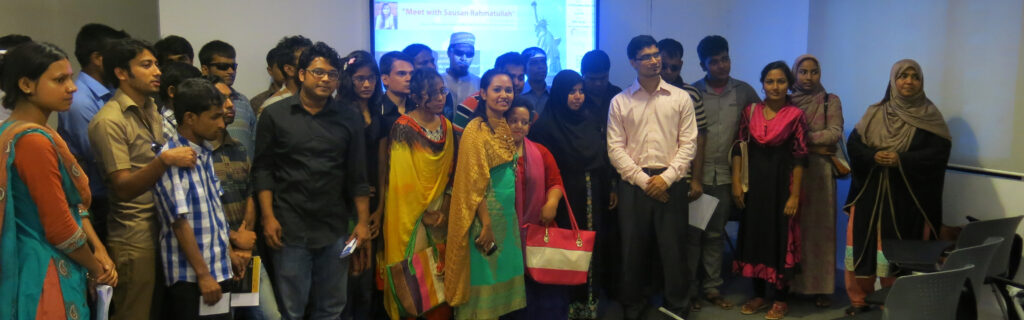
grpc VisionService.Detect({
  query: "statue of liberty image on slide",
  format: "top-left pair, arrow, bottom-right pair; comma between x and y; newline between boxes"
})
532,1 -> 562,73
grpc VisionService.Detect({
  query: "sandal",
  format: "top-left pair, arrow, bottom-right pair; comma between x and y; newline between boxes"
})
764,302 -> 788,320
815,294 -> 832,308
740,297 -> 768,315
690,299 -> 702,312
705,292 -> 734,310
845,305 -> 871,316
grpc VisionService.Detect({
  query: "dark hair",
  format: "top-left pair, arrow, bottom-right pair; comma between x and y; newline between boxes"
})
409,68 -> 444,107
379,51 -> 412,76
504,96 -> 535,121
759,60 -> 795,86
697,35 -> 728,64
297,42 -> 342,72
0,42 -> 69,109
74,23 -> 129,68
0,34 -> 32,50
626,35 -> 658,60
473,68 -> 512,128
198,40 -> 235,66
203,74 -> 224,86
494,51 -> 525,71
401,43 -> 432,60
102,38 -> 154,87
173,78 -> 224,123
270,46 -> 295,76
264,46 -> 281,66
154,35 -> 194,67
159,62 -> 201,103
521,47 -> 546,62
338,50 -> 383,105
276,35 -> 312,53
657,38 -> 684,59
581,50 -> 611,74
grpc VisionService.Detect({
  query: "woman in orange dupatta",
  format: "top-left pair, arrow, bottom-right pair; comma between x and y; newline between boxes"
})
0,42 -> 117,319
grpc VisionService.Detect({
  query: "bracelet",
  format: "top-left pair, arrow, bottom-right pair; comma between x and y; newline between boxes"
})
85,271 -> 97,281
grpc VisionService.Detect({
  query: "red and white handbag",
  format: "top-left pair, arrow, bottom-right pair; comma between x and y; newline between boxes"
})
522,190 -> 596,285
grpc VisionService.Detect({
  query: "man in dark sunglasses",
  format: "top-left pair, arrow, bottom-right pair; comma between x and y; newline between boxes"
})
443,31 -> 480,110
200,40 -> 257,159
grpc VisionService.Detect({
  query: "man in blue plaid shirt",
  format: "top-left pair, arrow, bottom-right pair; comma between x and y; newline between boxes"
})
154,78 -> 244,319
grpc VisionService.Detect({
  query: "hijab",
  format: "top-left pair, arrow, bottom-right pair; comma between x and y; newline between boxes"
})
529,70 -> 607,171
790,54 -> 826,110
854,59 -> 951,152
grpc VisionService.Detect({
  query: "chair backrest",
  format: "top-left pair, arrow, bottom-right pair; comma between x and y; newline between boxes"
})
884,264 -> 973,320
955,216 -> 1024,277
941,237 -> 1003,293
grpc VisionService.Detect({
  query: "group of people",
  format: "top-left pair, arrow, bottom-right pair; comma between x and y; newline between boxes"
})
0,23 -> 951,320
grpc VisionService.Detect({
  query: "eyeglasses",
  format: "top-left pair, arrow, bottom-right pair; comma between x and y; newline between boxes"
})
451,49 -> 474,58
428,87 -> 450,97
634,53 -> 662,62
307,68 -> 340,81
208,63 -> 238,71
353,75 -> 378,85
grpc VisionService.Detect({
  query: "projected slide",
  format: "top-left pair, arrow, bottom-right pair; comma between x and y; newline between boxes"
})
372,0 -> 596,80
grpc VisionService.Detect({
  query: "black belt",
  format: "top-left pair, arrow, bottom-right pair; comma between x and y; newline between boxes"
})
642,167 -> 667,175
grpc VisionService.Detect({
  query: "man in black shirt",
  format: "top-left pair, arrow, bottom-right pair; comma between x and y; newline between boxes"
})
253,41 -> 370,319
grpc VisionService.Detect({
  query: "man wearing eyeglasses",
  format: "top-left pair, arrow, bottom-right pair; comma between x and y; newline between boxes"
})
607,35 -> 698,320
200,40 -> 257,159
443,32 -> 479,109
253,42 -> 371,319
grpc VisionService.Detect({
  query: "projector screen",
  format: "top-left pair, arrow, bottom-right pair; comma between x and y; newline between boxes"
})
371,0 -> 596,82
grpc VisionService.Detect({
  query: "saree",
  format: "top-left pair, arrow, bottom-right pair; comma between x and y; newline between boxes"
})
0,121 -> 93,319
382,115 -> 456,319
445,117 -> 526,319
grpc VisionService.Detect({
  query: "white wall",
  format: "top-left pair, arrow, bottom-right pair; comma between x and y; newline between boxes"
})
599,0 -> 809,89
158,0 -> 371,98
0,0 -> 161,73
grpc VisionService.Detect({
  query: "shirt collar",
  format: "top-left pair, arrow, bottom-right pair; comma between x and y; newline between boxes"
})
698,76 -> 740,93
627,77 -> 672,96
77,73 -> 112,101
111,89 -> 156,113
287,95 -> 337,115
524,82 -> 549,95
174,133 -> 214,156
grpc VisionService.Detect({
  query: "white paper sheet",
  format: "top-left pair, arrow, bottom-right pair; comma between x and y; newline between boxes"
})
231,257 -> 261,307
198,293 -> 231,316
95,285 -> 113,320
688,194 -> 720,231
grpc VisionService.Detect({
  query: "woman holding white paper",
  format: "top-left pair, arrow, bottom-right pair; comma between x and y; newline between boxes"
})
0,42 -> 117,319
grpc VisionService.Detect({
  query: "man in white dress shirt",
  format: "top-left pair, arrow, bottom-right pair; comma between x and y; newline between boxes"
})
606,35 -> 699,320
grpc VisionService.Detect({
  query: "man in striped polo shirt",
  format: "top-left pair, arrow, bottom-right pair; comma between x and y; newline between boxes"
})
154,78 -> 243,320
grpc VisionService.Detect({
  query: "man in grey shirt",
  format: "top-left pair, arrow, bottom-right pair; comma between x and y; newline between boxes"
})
691,35 -> 761,309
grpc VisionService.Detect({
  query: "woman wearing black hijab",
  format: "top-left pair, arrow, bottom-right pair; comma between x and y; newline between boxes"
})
529,69 -> 616,319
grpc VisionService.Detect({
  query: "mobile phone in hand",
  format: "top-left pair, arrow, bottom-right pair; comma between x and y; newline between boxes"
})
339,238 -> 358,259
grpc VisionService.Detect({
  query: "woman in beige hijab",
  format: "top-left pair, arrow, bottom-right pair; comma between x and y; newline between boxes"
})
842,59 -> 951,316
788,54 -> 844,308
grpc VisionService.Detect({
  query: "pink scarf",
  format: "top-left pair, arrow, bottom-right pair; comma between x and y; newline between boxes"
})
515,138 -> 547,232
